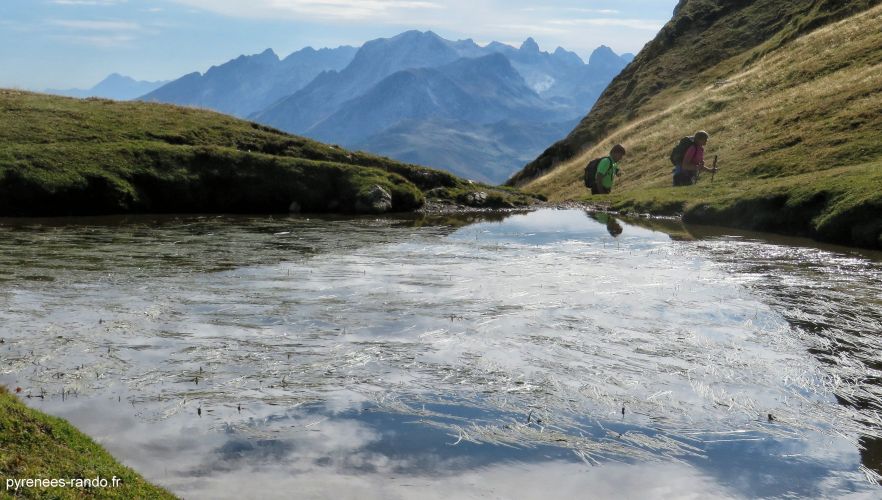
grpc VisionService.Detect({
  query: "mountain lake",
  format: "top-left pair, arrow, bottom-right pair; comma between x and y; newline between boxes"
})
2,209 -> 881,499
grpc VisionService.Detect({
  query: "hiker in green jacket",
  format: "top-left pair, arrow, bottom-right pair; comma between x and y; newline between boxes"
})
593,144 -> 626,195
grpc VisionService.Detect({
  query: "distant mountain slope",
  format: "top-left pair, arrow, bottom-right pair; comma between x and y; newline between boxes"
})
139,45 -> 356,117
307,54 -> 557,145
252,31 -> 464,133
540,45 -> 629,113
302,53 -> 577,183
356,118 -> 577,183
479,38 -> 583,95
46,73 -> 168,100
512,0 -> 882,249
254,33 -> 625,134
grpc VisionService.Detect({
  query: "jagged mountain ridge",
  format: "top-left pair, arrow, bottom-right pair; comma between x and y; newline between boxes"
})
139,45 -> 357,118
252,32 -> 615,133
298,51 -> 582,183
249,31 -> 629,182
136,30 -> 630,183
251,31 -> 466,133
306,54 -> 559,145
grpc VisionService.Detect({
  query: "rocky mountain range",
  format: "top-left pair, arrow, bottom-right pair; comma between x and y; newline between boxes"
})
139,45 -> 357,118
140,31 -> 632,183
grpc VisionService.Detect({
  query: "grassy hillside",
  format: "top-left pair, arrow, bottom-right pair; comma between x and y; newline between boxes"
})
513,1 -> 882,249
510,0 -> 881,185
0,90 -> 534,217
0,386 -> 175,499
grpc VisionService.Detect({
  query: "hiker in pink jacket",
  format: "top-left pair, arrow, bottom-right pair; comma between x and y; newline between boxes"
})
673,131 -> 717,186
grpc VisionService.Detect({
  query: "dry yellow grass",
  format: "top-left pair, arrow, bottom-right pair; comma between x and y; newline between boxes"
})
525,4 -> 882,203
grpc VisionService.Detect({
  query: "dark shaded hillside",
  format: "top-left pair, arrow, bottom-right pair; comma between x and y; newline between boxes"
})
0,91 -> 534,217
510,0 -> 882,186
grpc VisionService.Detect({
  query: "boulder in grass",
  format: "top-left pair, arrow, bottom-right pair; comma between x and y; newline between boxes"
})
355,185 -> 393,214
465,191 -> 488,206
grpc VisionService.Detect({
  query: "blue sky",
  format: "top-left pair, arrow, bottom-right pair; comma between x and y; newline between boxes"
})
0,0 -> 678,89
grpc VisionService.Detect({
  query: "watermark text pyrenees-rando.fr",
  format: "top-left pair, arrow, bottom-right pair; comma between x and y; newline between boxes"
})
6,476 -> 121,491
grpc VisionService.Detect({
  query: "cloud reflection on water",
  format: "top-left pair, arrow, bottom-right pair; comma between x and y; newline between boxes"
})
33,395 -> 743,500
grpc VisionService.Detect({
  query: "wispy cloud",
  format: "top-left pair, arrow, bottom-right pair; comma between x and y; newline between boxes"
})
488,23 -> 568,36
547,18 -> 665,31
56,33 -> 138,47
171,0 -> 443,21
50,19 -> 141,31
49,0 -> 129,5
522,7 -> 621,15
47,17 -> 147,48
165,0 -> 665,52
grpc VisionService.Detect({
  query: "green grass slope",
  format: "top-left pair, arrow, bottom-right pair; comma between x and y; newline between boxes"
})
0,91 -> 534,216
512,1 -> 882,249
0,386 -> 176,499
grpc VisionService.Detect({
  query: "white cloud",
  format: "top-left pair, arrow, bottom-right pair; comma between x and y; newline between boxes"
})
165,0 -> 666,54
47,17 -> 148,48
49,19 -> 141,31
50,0 -> 129,5
547,17 -> 666,31
488,23 -> 569,36
56,33 -> 138,47
171,0 -> 444,21
522,7 -> 621,15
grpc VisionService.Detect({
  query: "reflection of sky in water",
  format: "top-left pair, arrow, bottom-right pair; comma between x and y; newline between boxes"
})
1,210 -> 881,498
448,209 -> 667,247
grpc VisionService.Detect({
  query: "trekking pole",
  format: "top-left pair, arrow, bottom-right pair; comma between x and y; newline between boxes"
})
711,155 -> 718,183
